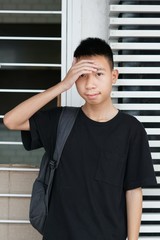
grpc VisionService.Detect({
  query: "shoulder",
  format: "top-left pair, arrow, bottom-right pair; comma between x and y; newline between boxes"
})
29,107 -> 64,135
33,107 -> 63,122
119,111 -> 147,138
119,111 -> 144,128
39,106 -> 63,116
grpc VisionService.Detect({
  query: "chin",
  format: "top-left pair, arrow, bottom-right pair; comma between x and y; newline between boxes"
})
86,100 -> 102,105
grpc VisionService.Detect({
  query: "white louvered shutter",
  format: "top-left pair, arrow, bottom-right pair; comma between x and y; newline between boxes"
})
109,1 -> 160,239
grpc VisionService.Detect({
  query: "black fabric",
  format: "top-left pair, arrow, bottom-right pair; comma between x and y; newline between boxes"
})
21,107 -> 62,158
21,107 -> 157,240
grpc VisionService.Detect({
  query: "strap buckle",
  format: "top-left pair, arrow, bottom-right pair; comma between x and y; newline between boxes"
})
49,159 -> 57,169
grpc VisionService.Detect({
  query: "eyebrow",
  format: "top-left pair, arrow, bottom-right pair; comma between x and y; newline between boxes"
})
97,68 -> 106,72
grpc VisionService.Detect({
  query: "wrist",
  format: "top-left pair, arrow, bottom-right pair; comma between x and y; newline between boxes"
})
60,79 -> 73,92
54,81 -> 68,93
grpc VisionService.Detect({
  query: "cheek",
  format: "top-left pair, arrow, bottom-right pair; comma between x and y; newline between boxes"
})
76,77 -> 85,88
101,79 -> 113,92
104,75 -> 113,84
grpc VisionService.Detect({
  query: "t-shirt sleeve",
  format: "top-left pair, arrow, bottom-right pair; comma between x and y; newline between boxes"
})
123,120 -> 157,190
21,107 -> 62,156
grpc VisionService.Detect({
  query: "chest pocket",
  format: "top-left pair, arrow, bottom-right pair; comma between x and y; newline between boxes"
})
94,151 -> 126,187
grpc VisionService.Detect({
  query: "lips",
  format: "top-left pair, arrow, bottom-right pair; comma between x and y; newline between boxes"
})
85,92 -> 100,99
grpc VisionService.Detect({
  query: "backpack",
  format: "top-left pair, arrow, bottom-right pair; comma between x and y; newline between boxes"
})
29,107 -> 79,235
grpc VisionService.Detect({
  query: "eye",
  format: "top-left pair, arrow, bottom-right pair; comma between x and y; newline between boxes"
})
96,72 -> 103,77
79,74 -> 85,78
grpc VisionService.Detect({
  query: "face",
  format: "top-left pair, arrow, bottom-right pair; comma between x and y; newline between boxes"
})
75,55 -> 118,106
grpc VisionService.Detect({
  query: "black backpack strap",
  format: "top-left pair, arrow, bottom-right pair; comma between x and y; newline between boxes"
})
46,107 -> 80,206
53,107 -> 80,165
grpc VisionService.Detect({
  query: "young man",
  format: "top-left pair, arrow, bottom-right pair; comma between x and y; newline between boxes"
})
4,38 -> 156,240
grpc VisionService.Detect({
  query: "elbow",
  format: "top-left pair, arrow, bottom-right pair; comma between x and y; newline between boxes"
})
3,113 -> 29,131
3,114 -> 16,130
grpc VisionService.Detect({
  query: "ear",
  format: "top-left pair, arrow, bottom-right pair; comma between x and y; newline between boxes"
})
112,69 -> 119,84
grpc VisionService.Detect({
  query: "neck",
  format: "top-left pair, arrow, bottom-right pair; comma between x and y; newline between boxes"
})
82,100 -> 118,122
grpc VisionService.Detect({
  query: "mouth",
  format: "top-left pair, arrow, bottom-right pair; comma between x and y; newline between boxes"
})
85,92 -> 101,99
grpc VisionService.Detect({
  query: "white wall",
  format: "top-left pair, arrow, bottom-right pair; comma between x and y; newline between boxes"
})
81,0 -> 109,40
63,0 -> 110,107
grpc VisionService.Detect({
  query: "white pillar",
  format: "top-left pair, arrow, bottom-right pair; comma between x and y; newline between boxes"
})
61,0 -> 110,107
81,0 -> 109,40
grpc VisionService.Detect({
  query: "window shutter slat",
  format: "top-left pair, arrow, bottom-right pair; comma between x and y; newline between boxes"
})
110,17 -> 160,25
114,55 -> 160,62
114,104 -> 160,110
116,79 -> 160,86
110,30 -> 160,38
111,42 -> 160,50
111,91 -> 160,98
110,4 -> 160,13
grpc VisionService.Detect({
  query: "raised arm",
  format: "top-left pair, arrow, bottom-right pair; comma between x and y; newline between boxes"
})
3,82 -> 68,131
3,60 -> 98,131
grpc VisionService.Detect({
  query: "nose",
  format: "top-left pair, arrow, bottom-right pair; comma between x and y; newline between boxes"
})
85,74 -> 96,90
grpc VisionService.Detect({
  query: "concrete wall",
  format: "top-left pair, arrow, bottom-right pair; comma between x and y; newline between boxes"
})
81,0 -> 109,40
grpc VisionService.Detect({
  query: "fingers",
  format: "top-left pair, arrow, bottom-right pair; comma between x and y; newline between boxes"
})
69,59 -> 99,81
72,59 -> 98,72
62,59 -> 99,90
73,65 -> 97,76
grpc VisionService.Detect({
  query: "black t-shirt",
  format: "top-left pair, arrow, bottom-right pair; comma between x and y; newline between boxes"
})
22,107 -> 157,240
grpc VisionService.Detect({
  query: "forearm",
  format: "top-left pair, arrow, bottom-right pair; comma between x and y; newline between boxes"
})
126,187 -> 142,240
3,59 -> 98,131
3,81 -> 67,130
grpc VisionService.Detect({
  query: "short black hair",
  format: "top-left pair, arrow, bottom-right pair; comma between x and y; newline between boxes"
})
74,37 -> 114,69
